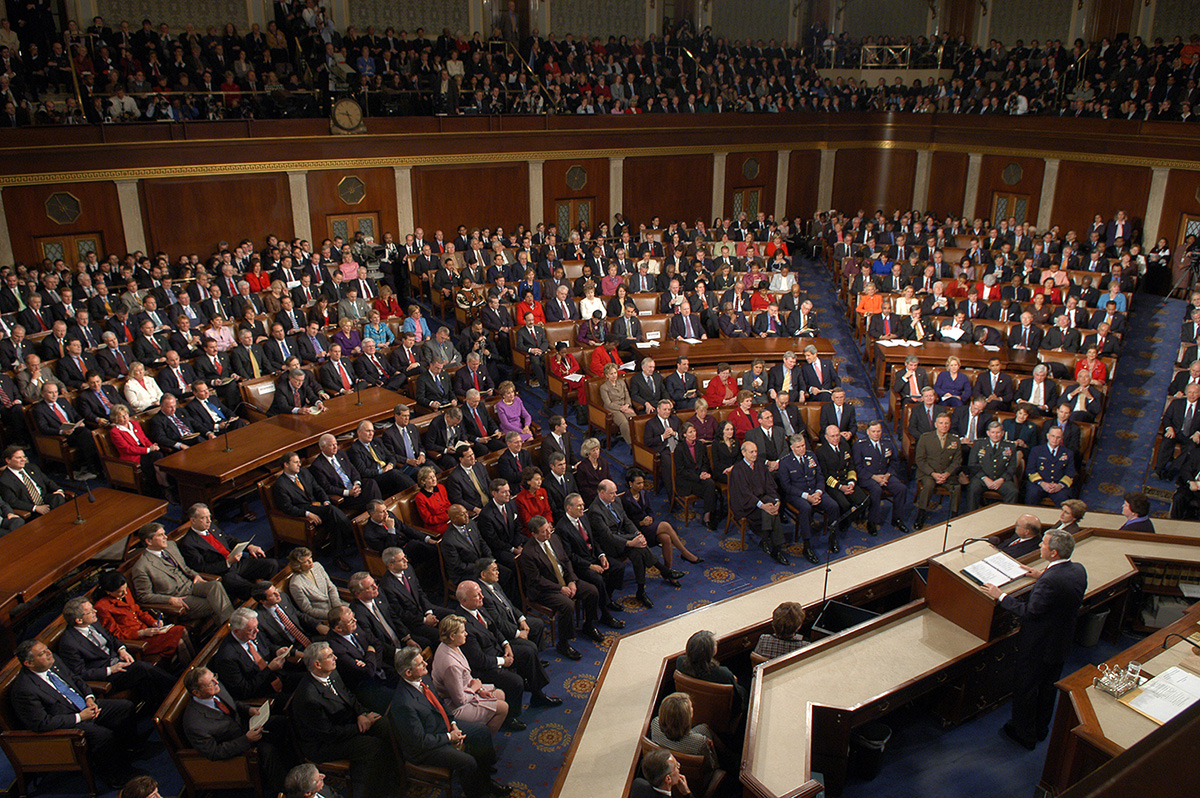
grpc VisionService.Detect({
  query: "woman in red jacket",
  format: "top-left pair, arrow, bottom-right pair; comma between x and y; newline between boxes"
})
729,390 -> 757,442
93,570 -> 193,665
108,404 -> 170,492
704,362 -> 739,408
550,342 -> 588,422
414,465 -> 450,534
514,467 -> 552,527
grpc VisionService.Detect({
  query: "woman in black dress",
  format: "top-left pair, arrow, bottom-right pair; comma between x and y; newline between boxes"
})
622,469 -> 701,579
673,423 -> 720,529
711,420 -> 740,485
574,437 -> 611,508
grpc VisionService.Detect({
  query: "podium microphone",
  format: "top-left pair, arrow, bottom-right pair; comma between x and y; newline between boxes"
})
73,478 -> 97,525
819,498 -> 870,607
959,537 -> 1000,554
941,518 -> 953,553
354,378 -> 366,406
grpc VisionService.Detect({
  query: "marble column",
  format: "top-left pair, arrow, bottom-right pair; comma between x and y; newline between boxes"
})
775,149 -> 790,221
1142,166 -> 1171,247
287,171 -> 311,244
115,179 -> 147,254
711,153 -> 728,220
912,149 -> 932,213
394,166 -> 414,236
1037,158 -> 1060,231
529,159 -> 545,228
817,149 -> 836,212
609,156 -> 625,219
963,153 -> 982,220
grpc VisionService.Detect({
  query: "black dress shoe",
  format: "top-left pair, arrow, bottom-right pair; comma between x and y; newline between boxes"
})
686,555 -> 705,564
489,779 -> 514,795
894,518 -> 913,536
914,511 -> 926,529
606,599 -> 624,612
1001,722 -> 1036,750
501,717 -> 527,731
759,538 -> 772,554
636,589 -> 654,608
866,522 -> 878,536
663,576 -> 682,588
664,568 -> 686,580
828,538 -> 840,553
803,545 -> 820,564
556,643 -> 582,661
771,548 -> 791,566
531,692 -> 563,707
601,614 -> 626,629
582,623 -> 605,644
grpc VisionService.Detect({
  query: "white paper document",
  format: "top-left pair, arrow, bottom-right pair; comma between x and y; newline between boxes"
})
635,342 -> 655,349
1123,666 -> 1200,724
226,541 -> 251,565
940,327 -> 965,341
962,552 -> 1027,587
679,337 -> 703,344
249,699 -> 271,732
562,373 -> 583,382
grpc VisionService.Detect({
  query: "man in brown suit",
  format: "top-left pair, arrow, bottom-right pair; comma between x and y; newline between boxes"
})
914,413 -> 962,528
728,440 -> 790,565
519,516 -> 602,661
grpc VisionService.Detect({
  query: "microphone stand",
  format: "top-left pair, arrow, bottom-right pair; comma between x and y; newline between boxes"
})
72,479 -> 96,524
819,498 -> 871,606
959,537 -> 1001,554
942,518 -> 953,553
355,378 -> 364,406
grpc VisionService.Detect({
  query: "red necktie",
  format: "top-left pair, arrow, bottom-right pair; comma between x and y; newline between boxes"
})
884,317 -> 891,335
575,518 -> 588,543
339,363 -> 351,391
473,370 -> 480,390
422,682 -> 452,732
51,402 -> 67,422
213,695 -> 232,715
115,349 -> 127,370
272,605 -> 311,647
293,388 -> 301,407
201,531 -> 231,558
150,337 -> 161,353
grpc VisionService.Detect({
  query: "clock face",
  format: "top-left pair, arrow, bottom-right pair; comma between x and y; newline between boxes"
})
333,98 -> 362,129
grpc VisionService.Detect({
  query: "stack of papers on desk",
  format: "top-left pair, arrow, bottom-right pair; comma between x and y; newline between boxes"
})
679,337 -> 703,345
1120,666 -> 1200,724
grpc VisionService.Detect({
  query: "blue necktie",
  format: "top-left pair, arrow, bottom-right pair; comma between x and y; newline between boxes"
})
47,670 -> 87,710
207,400 -> 225,421
607,502 -> 619,521
331,457 -> 351,490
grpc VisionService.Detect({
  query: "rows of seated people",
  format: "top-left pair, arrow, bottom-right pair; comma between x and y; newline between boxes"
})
8,0 -> 1200,125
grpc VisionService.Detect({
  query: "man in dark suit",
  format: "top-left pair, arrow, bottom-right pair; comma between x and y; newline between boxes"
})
819,388 -> 857,440
1015,366 -> 1061,418
476,555 -> 546,655
556,491 -> 625,621
184,380 -> 245,438
345,422 -> 411,497
310,433 -> 382,518
296,322 -> 332,364
800,345 -> 838,401
982,530 -> 1087,750
997,513 -> 1044,558
461,391 -> 505,453
145,393 -> 199,452
379,547 -> 452,651
0,445 -> 67,515
891,355 -> 930,409
325,605 -> 396,714
1156,383 -> 1200,478
588,478 -> 661,605
729,440 -> 789,564
544,453 -> 579,521
57,597 -> 174,706
152,350 -> 196,400
54,339 -> 97,390
667,301 -> 706,341
544,284 -> 580,322
630,357 -> 666,415
388,647 -> 510,797
213,608 -> 301,701
1008,311 -> 1043,353
131,320 -> 169,367
476,478 -> 524,588
951,397 -> 993,455
10,639 -> 139,788
290,643 -> 395,798
540,415 -> 577,471
271,452 -> 352,567
444,447 -> 494,514
416,358 -> 456,409
663,356 -> 700,410
424,406 -> 475,470
611,304 -> 644,358
816,424 -> 870,533
317,345 -> 357,396
262,324 -> 299,372
745,409 -> 788,471
495,433 -> 532,487
973,358 -> 1016,412
270,369 -> 324,416
854,420 -> 913,534
452,352 -> 494,399
32,383 -> 101,478
378,404 -> 429,480
629,749 -> 688,798
180,666 -> 290,795
520,516 -> 603,660
178,502 -> 279,602
75,371 -> 127,428
251,581 -> 321,650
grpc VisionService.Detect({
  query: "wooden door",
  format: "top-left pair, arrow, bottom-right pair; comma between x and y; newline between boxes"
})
1171,214 -> 1200,296
989,192 -> 1030,227
940,0 -> 977,42
555,198 -> 593,235
731,187 -> 762,221
1089,0 -> 1136,44
33,232 -> 104,265
326,213 -> 380,244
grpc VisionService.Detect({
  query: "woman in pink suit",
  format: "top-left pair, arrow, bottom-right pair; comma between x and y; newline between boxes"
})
431,615 -> 509,733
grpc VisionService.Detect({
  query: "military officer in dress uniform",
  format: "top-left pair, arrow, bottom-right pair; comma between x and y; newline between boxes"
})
1024,426 -> 1076,506
815,425 -> 869,537
914,413 -> 963,528
967,421 -> 1020,510
779,435 -> 840,564
854,420 -> 914,535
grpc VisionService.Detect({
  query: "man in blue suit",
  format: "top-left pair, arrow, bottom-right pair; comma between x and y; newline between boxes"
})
854,421 -> 914,535
778,435 -> 839,564
981,529 -> 1087,750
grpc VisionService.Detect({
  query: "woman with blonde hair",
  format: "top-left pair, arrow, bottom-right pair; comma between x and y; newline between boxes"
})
431,615 -> 510,733
600,362 -> 636,446
286,547 -> 344,633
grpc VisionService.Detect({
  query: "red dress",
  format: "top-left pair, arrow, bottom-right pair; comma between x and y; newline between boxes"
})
414,486 -> 450,534
514,488 -> 552,527
750,291 -> 772,311
705,375 -> 739,407
550,352 -> 587,405
730,408 -> 756,442
94,593 -> 187,657
246,271 -> 271,292
589,346 -> 622,378
1074,359 -> 1108,383
517,301 -> 547,324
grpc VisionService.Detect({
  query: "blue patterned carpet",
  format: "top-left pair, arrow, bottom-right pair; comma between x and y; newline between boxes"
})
1,257 -> 1174,798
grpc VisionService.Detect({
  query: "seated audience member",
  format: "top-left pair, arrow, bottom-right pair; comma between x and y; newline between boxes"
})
753,601 -> 810,660
1024,426 -> 1076,507
178,502 -> 280,602
520,516 -> 604,660
251,580 -> 324,649
325,604 -> 396,714
1155,382 -> 1200,479
413,466 -> 451,534
271,452 -> 353,567
35,382 -> 103,477
675,630 -> 746,718
379,546 -> 453,651
291,642 -> 396,798
0,444 -> 67,516
10,639 -> 141,789
649,691 -> 720,781
588,477 -> 659,607
180,666 -> 291,795
629,749 -> 690,798
623,468 -> 698,575
57,596 -> 174,706
93,569 -> 193,666
430,614 -> 511,733
286,546 -> 346,630
349,419 -> 415,496
967,421 -> 1020,511
998,513 -> 1044,558
130,522 -> 235,624
673,422 -> 720,529
729,440 -> 789,565
389,645 -> 511,796
213,608 -> 302,701
913,413 -> 962,529
1119,491 -> 1156,533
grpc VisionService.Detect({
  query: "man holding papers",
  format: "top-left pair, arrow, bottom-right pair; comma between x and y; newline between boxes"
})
178,502 -> 280,602
981,530 -> 1087,750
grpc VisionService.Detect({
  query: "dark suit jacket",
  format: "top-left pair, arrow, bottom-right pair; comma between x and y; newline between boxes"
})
667,313 -> 705,340
999,533 -> 1042,558
10,656 -> 97,732
819,402 -> 857,435
255,594 -> 316,650
270,378 -> 320,416
972,371 -> 1016,410
310,452 -> 366,500
457,604 -> 511,676
586,496 -> 642,560
520,535 -> 579,601
211,634 -> 286,700
999,560 -> 1087,663
296,333 -> 332,363
54,353 -> 98,390
132,333 -> 169,365
326,627 -> 387,689
389,678 -> 467,764
177,527 -> 245,577
1015,378 -> 1061,410
354,352 -> 397,387
477,500 -> 523,555
76,384 -> 128,426
438,523 -> 492,584
184,395 -> 238,435
0,464 -> 62,512
444,465 -> 492,512
319,358 -> 359,393
155,363 -> 198,398
147,410 -> 197,449
32,398 -> 83,436
56,625 -> 124,681
271,468 -> 331,517
728,458 -> 777,519
290,671 -> 371,757
228,344 -> 269,380
496,449 -> 532,486
379,567 -> 441,632
1007,325 -> 1044,352
452,365 -> 494,398
555,513 -> 605,575
629,372 -> 665,410
181,686 -> 254,761
800,359 -> 838,392
415,370 -> 454,407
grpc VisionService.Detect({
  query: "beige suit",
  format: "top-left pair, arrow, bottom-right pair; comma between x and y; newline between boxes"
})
600,378 -> 635,446
130,540 -> 234,622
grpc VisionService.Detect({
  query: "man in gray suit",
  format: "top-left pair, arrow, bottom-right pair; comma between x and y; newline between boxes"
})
515,313 -> 550,387
129,522 -> 234,624
420,326 -> 462,368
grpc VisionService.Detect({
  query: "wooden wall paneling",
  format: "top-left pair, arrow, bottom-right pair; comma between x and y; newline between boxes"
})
1051,160 -> 1153,240
941,0 -> 977,45
622,154 -> 714,228
786,150 -> 823,222
305,167 -> 400,245
542,158 -> 610,232
723,150 -> 778,219
830,148 -> 917,216
973,155 -> 1045,226
927,152 -> 969,220
139,174 -> 294,258
3,181 -> 127,265
1089,0 -> 1138,43
410,162 -> 530,235
1158,169 -> 1200,247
